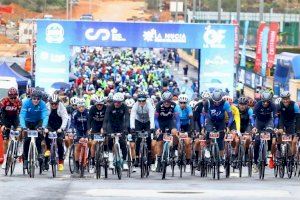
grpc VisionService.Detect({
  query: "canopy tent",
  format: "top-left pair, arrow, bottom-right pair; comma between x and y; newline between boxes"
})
0,62 -> 29,86
10,62 -> 31,79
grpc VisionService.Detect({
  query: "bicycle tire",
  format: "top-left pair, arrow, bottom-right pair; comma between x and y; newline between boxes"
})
279,161 -> 285,178
11,141 -> 19,176
104,159 -> 108,178
95,143 -> 101,179
248,145 -> 254,177
80,164 -> 84,178
69,144 -> 75,174
127,144 -> 132,178
114,143 -> 122,180
238,145 -> 243,178
215,144 -> 220,180
51,143 -> 57,178
224,142 -> 231,178
170,148 -> 175,177
5,141 -> 14,176
140,143 -> 145,178
162,142 -> 169,179
29,143 -> 35,178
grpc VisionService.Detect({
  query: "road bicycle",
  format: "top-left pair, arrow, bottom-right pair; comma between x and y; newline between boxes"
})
178,131 -> 188,178
48,131 -> 59,178
161,129 -> 174,179
138,130 -> 151,178
209,131 -> 221,180
111,132 -> 123,180
94,133 -> 108,179
224,132 -> 233,178
258,131 -> 271,180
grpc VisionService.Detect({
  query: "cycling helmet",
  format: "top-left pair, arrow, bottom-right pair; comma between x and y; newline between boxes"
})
125,98 -> 135,108
280,91 -> 290,99
108,93 -> 114,102
77,98 -> 86,107
238,97 -> 248,105
211,90 -> 223,103
70,97 -> 78,105
275,97 -> 282,105
178,94 -> 188,103
8,87 -> 18,97
137,91 -> 147,101
42,92 -> 49,102
26,87 -> 34,97
201,91 -> 211,100
189,100 -> 198,108
223,95 -> 233,104
94,96 -> 105,105
161,91 -> 173,101
113,92 -> 125,102
261,91 -> 272,101
49,93 -> 59,103
31,89 -> 42,99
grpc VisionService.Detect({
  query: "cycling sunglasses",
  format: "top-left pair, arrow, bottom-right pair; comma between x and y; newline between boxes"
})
9,96 -> 17,100
32,97 -> 40,101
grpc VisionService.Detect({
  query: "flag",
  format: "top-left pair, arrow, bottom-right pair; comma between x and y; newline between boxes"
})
0,6 -> 13,14
240,21 -> 249,67
261,26 -> 270,77
267,22 -> 279,69
254,22 -> 266,73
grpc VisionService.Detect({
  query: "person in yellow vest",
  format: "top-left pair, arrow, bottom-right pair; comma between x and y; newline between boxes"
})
223,96 -> 240,133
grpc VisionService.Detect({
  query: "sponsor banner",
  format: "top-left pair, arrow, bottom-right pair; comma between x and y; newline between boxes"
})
254,22 -> 266,73
0,6 -> 13,14
261,26 -> 270,77
267,22 -> 279,69
240,20 -> 249,67
232,19 -> 239,65
36,20 -> 235,91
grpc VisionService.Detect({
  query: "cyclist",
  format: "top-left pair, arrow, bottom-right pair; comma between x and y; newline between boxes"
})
130,91 -> 155,167
19,89 -> 49,170
88,96 -> 107,172
71,98 -> 89,173
177,93 -> 192,164
102,92 -> 130,170
238,97 -> 255,134
201,89 -> 233,171
253,90 -> 277,170
154,91 -> 180,171
0,87 -> 22,167
45,93 -> 68,171
223,95 -> 240,133
275,91 -> 300,159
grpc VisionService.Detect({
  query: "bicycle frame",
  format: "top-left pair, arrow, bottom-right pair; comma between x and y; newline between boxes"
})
5,129 -> 20,176
111,132 -> 123,180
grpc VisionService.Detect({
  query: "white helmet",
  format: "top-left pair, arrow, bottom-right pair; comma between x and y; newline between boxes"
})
113,92 -> 125,102
77,98 -> 86,107
94,96 -> 105,105
189,100 -> 198,108
178,94 -> 189,103
70,97 -> 78,105
49,93 -> 59,103
125,98 -> 135,108
201,91 -> 211,100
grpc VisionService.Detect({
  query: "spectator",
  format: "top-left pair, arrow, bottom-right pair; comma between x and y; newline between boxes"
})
183,64 -> 189,76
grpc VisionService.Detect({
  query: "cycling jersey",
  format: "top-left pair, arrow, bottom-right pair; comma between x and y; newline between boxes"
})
130,100 -> 155,129
225,104 -> 241,132
0,97 -> 22,126
239,107 -> 255,133
192,101 -> 205,130
202,100 -> 233,127
154,101 -> 180,130
71,109 -> 89,136
254,100 -> 277,123
102,103 -> 130,133
277,101 -> 300,135
47,102 -> 68,131
88,104 -> 106,132
19,99 -> 48,129
178,105 -> 193,126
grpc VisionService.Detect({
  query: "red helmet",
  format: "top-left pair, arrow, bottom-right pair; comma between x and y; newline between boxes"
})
8,87 -> 18,97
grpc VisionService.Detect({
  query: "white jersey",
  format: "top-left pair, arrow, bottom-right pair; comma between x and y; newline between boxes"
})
130,99 -> 155,129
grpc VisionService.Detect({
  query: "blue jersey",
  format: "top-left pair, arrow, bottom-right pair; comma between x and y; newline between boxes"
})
206,100 -> 231,122
179,105 -> 193,125
19,98 -> 49,128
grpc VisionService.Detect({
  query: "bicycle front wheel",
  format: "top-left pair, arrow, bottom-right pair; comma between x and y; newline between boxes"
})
69,144 -> 75,174
51,143 -> 57,178
29,143 -> 35,178
5,141 -> 14,176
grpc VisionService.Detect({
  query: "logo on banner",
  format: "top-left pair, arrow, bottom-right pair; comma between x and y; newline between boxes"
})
205,56 -> 229,66
40,51 -> 66,63
45,23 -> 64,44
85,27 -> 126,41
203,25 -> 226,48
143,29 -> 186,43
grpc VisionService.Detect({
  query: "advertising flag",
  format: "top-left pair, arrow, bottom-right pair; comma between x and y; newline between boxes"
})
261,26 -> 270,77
232,19 -> 239,65
254,22 -> 266,73
267,22 -> 279,69
240,20 -> 249,67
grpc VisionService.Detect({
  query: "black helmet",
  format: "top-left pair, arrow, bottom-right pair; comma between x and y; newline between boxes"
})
238,97 -> 248,105
31,89 -> 42,99
280,91 -> 290,99
261,91 -> 272,101
211,90 -> 223,103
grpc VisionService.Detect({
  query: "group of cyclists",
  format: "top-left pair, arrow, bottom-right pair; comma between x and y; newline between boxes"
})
0,47 -> 299,179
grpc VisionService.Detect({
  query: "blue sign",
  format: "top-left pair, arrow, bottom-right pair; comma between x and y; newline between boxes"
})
240,20 -> 249,67
36,20 -> 235,92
